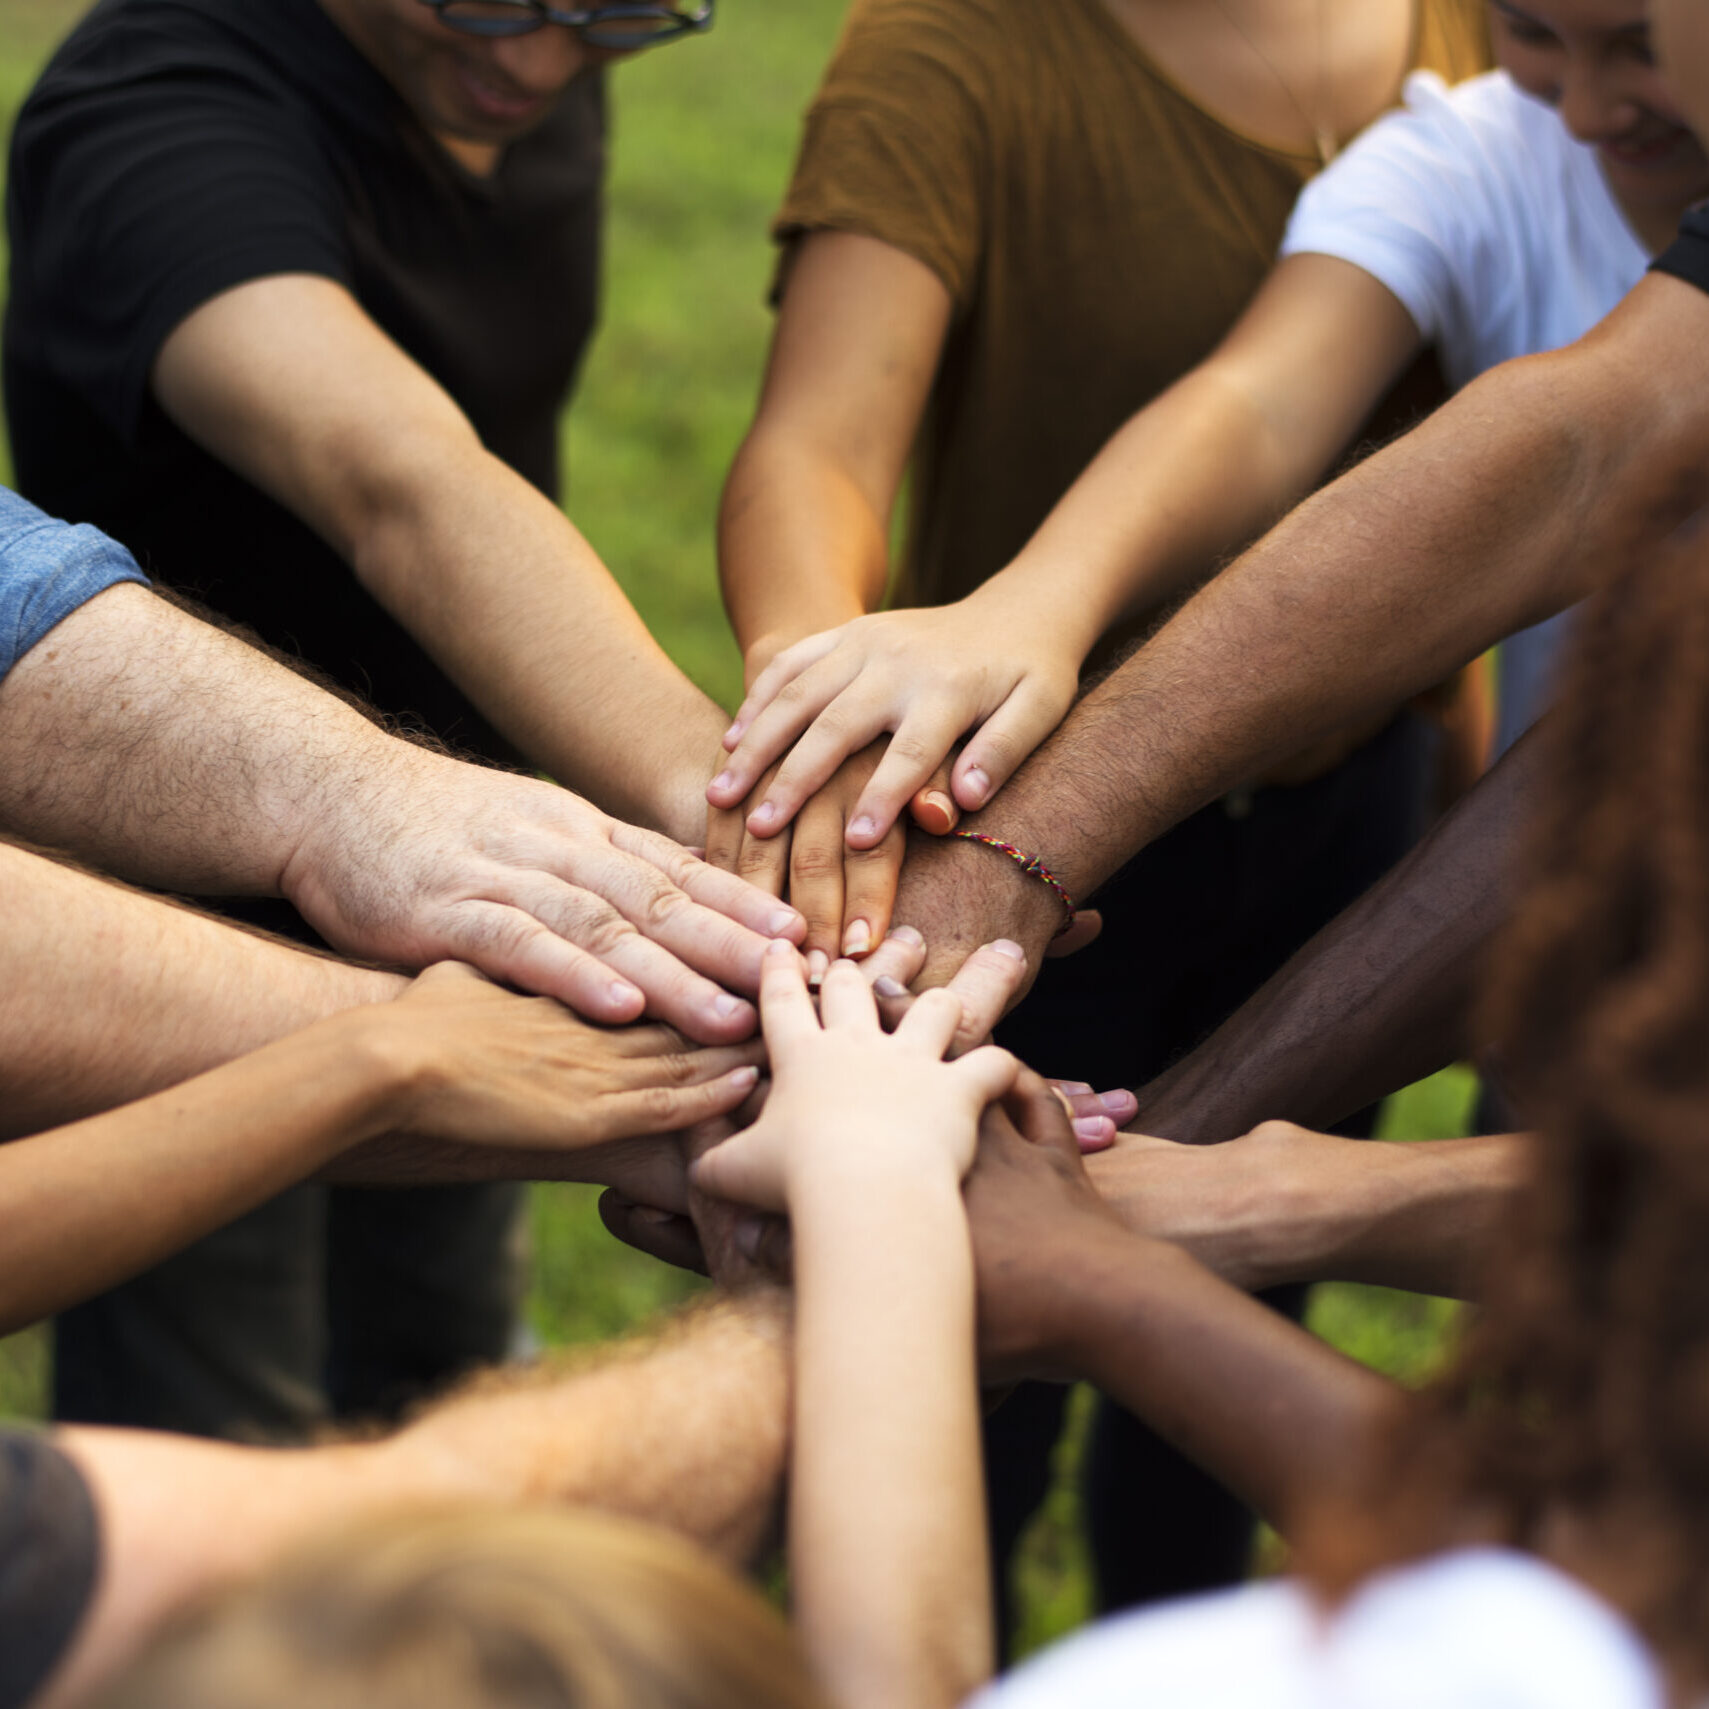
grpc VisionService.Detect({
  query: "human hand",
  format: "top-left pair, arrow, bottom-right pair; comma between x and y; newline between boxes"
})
691,941 -> 1019,1215
963,1071 -> 1134,1384
706,592 -> 1082,848
371,962 -> 762,1148
705,742 -> 910,964
281,743 -> 805,1045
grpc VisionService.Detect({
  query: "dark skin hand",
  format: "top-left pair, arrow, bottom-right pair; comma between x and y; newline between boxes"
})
964,1074 -> 1405,1535
1130,723 -> 1544,1143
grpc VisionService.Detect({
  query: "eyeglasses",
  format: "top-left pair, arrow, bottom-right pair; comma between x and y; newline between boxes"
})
417,0 -> 713,49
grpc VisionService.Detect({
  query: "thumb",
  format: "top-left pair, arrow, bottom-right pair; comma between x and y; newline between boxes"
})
908,761 -> 962,836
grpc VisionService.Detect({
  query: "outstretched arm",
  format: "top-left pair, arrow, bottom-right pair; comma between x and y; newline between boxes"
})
0,582 -> 802,1042
41,1288 -> 791,1708
895,272 -> 1709,981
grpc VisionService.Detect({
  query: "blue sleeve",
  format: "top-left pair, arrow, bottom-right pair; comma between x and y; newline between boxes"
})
0,485 -> 149,681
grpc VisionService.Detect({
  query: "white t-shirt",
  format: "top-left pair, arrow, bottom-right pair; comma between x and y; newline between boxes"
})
1280,69 -> 1646,390
972,1547 -> 1663,1709
1279,69 -> 1649,748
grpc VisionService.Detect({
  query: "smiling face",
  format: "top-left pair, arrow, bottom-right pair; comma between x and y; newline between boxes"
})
1649,0 -> 1709,147
1489,0 -> 1709,244
319,0 -> 620,155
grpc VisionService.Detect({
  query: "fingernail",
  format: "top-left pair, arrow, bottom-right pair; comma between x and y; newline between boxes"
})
765,937 -> 796,960
750,802 -> 778,830
722,723 -> 742,746
848,815 -> 877,841
1074,1116 -> 1114,1144
610,980 -> 642,1005
887,923 -> 924,946
807,949 -> 829,988
964,766 -> 991,805
843,920 -> 871,956
873,975 -> 907,998
730,1065 -> 760,1090
1100,1091 -> 1132,1111
713,993 -> 748,1021
634,1204 -> 676,1226
1059,1081 -> 1092,1096
991,939 -> 1025,961
735,1216 -> 765,1263
711,770 -> 735,794
923,789 -> 954,817
769,908 -> 801,936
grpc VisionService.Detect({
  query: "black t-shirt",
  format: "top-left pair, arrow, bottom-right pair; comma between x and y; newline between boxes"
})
1650,201 -> 1709,298
3,0 -> 604,761
0,1430 -> 98,1709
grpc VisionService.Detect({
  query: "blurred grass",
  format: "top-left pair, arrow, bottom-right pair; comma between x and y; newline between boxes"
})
0,0 -> 1475,1655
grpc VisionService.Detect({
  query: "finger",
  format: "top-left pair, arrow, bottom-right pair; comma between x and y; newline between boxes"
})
1050,1083 -> 1140,1128
1003,1069 -> 1081,1160
939,938 -> 1029,1055
907,761 -> 961,837
953,1042 -> 1022,1108
722,631 -> 847,751
861,923 -> 927,992
838,819 -> 906,958
593,1064 -> 763,1140
845,701 -> 971,847
436,900 -> 646,1025
951,681 -> 1070,812
789,788 -> 848,961
735,1212 -> 795,1281
614,819 -> 806,947
1073,1117 -> 1118,1152
689,1131 -> 787,1213
598,1191 -> 709,1276
892,983 -> 966,1056
756,936 -> 823,1056
712,652 -> 867,810
741,695 -> 894,838
704,796 -> 758,880
817,955 -> 881,1032
1045,908 -> 1103,959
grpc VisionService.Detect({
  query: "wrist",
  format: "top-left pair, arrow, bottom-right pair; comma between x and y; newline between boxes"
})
960,571 -> 1102,666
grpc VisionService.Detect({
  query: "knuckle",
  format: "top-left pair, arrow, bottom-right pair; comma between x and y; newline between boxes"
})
790,840 -> 843,884
637,883 -> 690,935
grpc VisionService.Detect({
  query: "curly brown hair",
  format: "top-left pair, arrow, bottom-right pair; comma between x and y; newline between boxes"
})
1314,521 -> 1709,1678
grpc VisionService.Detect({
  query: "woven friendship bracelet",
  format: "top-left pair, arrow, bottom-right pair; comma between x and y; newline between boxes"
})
953,831 -> 1077,937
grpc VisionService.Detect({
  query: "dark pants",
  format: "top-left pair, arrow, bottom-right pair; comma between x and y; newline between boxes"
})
987,713 -> 1432,1643
53,897 -> 526,1441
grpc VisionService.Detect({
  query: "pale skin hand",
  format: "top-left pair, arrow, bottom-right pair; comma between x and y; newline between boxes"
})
40,1289 -> 791,1708
152,273 -> 726,840
0,584 -> 804,1043
694,945 -> 1012,1709
0,958 -> 760,1334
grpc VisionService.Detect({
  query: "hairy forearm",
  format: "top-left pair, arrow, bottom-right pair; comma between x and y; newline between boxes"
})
1060,1232 -> 1402,1533
1129,728 -> 1540,1143
352,446 -> 723,840
972,289 -> 1709,901
0,584 -> 410,895
791,1170 -> 990,1709
45,1290 -> 791,1707
718,436 -> 888,680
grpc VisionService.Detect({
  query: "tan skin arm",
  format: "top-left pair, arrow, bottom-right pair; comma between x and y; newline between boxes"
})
712,253 -> 1424,843
41,1290 -> 791,1708
152,274 -> 721,843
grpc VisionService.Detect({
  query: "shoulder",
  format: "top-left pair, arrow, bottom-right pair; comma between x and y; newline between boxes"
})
811,0 -> 1037,112
971,1551 -> 1663,1709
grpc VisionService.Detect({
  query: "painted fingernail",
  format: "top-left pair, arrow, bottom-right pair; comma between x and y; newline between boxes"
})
807,949 -> 829,988
1074,1116 -> 1115,1145
991,939 -> 1026,961
842,920 -> 872,956
711,770 -> 735,794
769,908 -> 801,936
1059,1081 -> 1092,1096
922,789 -> 954,819
1100,1091 -> 1132,1111
888,923 -> 925,946
873,975 -> 907,998
848,815 -> 877,842
750,802 -> 778,830
964,766 -> 991,805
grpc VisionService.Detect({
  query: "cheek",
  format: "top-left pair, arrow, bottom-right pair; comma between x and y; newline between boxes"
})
1493,40 -> 1561,107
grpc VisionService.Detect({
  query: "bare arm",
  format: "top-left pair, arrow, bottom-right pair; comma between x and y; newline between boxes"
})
1131,722 -> 1542,1144
152,274 -> 722,841
0,584 -> 801,1040
42,1289 -> 791,1707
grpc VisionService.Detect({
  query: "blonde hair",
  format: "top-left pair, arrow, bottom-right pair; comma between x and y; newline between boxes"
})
96,1503 -> 829,1709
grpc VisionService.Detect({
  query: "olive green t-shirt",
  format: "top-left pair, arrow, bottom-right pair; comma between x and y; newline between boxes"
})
775,0 -> 1491,612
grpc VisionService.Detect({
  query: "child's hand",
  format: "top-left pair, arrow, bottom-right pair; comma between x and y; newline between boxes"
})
705,593 -> 1083,849
691,940 -> 1019,1213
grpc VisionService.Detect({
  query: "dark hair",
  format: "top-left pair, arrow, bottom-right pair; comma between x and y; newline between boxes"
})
1312,522 -> 1709,1682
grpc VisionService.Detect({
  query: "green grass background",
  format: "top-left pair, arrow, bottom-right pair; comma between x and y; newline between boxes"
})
0,0 -> 1472,1653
